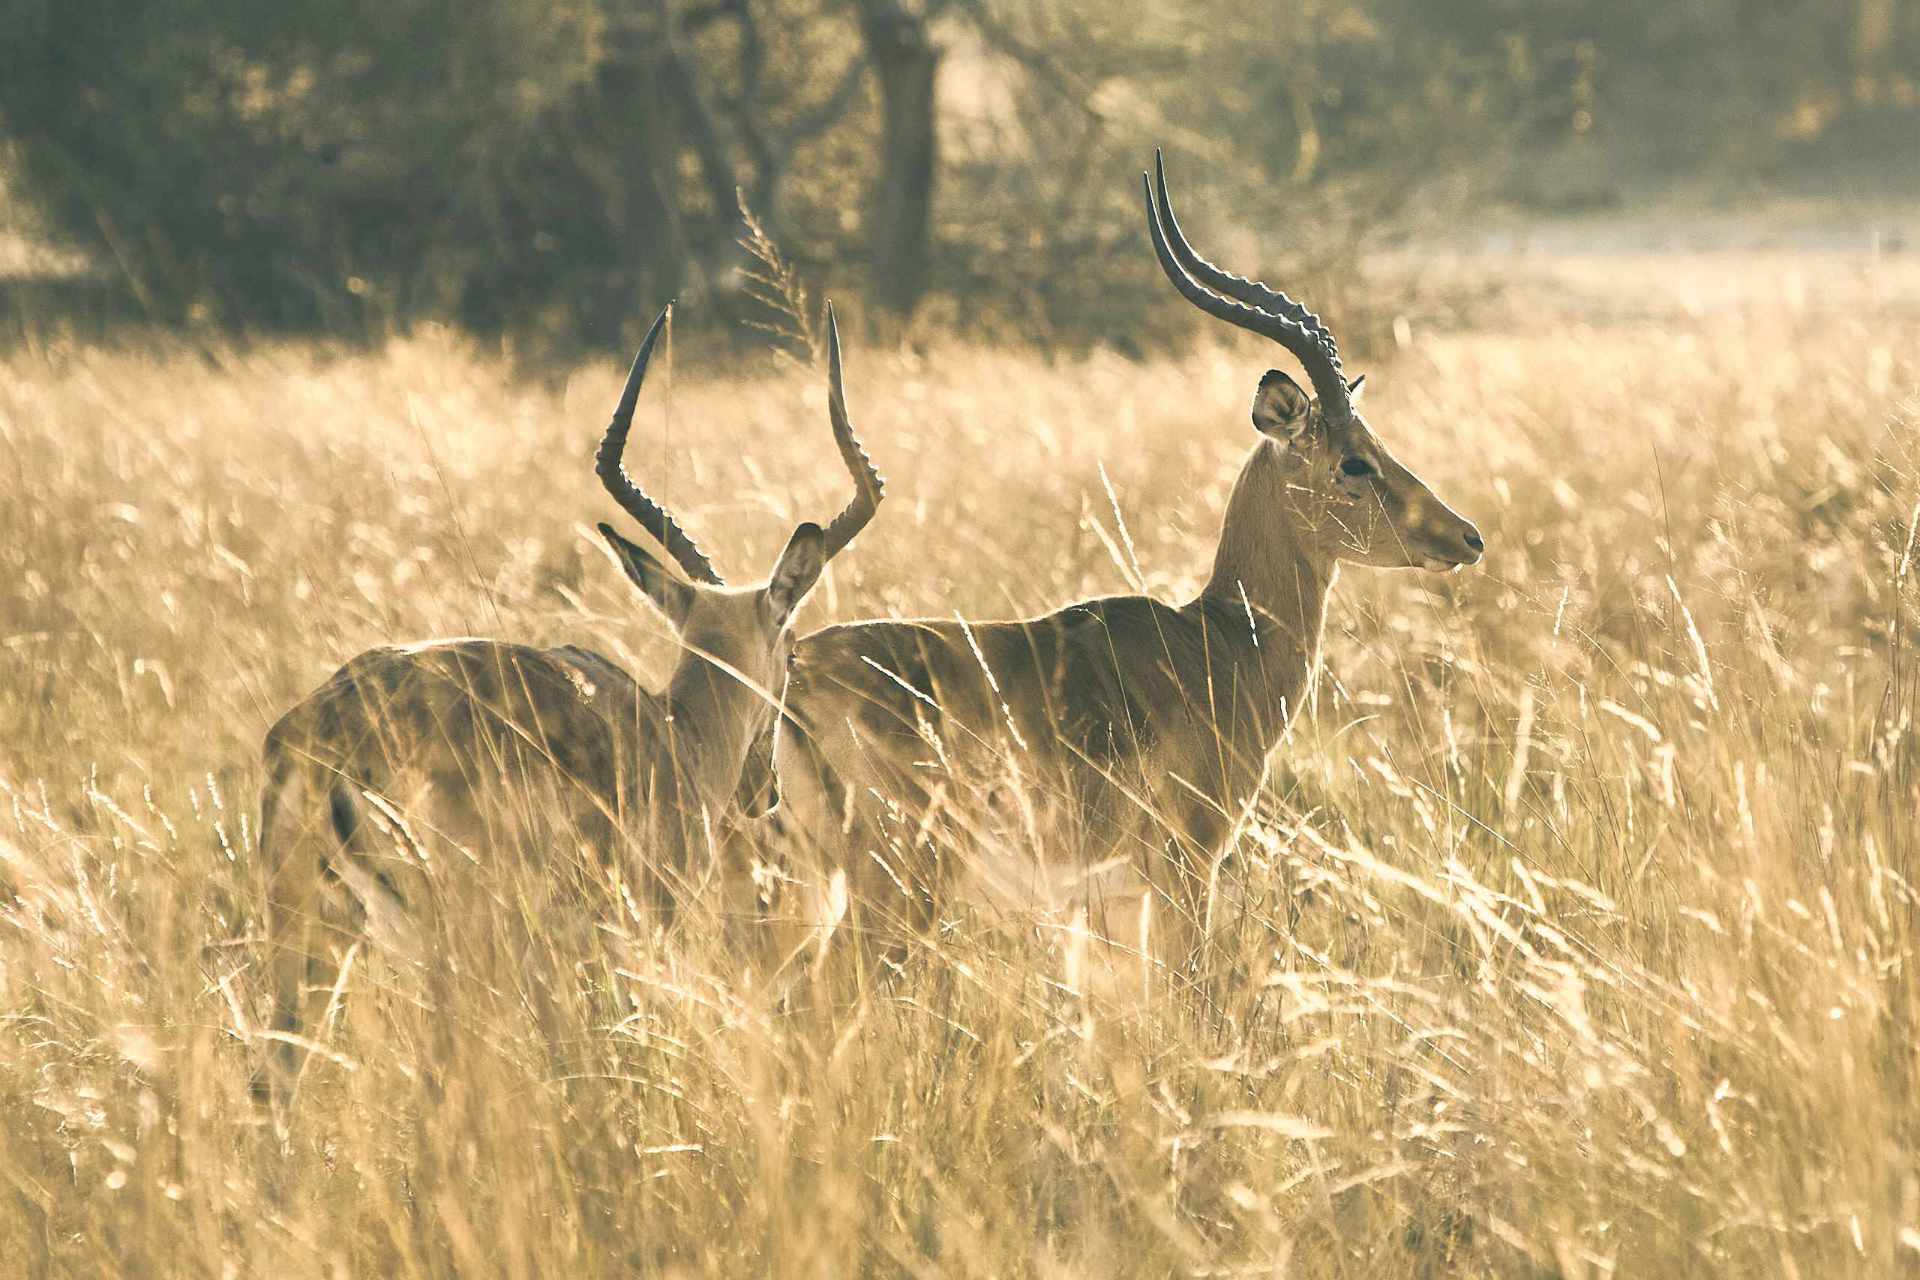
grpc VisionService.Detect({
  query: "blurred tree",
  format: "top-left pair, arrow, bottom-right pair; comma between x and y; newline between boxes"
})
852,0 -> 942,319
0,0 -> 877,339
1,0 -> 1914,343
0,0 -> 608,329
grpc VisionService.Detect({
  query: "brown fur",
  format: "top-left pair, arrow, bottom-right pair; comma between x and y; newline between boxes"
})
773,385 -> 1483,958
257,520 -> 829,1107
258,615 -> 778,1075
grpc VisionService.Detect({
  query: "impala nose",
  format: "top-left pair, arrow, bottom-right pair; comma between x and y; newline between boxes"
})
1424,520 -> 1484,572
1413,503 -> 1485,572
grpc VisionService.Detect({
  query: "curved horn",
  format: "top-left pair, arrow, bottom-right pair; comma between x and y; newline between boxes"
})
1142,157 -> 1353,422
595,304 -> 725,585
1152,150 -> 1340,357
817,302 -> 885,562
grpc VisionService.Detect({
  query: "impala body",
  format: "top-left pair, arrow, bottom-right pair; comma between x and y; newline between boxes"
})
258,306 -> 882,1092
771,155 -> 1484,953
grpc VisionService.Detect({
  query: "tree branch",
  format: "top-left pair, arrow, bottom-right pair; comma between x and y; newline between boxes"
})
947,0 -> 1102,115
657,5 -> 742,233
777,56 -> 870,148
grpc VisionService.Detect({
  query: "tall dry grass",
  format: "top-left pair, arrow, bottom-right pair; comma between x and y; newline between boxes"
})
2,249 -> 1918,1276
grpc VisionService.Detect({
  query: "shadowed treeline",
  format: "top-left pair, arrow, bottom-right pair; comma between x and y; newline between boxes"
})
2,0 -> 1918,346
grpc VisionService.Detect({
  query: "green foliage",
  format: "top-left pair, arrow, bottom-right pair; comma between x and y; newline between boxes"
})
0,0 -> 614,330
1,0 -> 1916,340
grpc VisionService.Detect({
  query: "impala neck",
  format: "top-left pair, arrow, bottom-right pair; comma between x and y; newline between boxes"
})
1198,438 -> 1336,725
661,648 -> 769,814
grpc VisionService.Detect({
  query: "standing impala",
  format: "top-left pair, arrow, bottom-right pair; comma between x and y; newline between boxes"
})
770,154 -> 1483,958
258,304 -> 882,1084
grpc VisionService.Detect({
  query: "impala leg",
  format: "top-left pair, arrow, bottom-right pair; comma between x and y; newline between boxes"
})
766,718 -> 843,950
1115,787 -> 1216,982
1161,790 -> 1242,989
255,766 -> 337,1109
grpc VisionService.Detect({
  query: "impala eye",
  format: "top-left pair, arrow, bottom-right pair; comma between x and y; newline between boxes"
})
1340,457 -> 1375,478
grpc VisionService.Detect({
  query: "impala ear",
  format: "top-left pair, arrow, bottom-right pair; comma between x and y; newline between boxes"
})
599,523 -> 696,629
766,522 -> 825,625
1252,369 -> 1312,441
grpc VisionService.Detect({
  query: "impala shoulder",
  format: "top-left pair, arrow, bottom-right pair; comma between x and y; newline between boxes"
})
802,616 -> 944,644
1078,594 -> 1183,621
793,619 -> 868,650
1053,595 -> 1189,645
793,618 -> 935,672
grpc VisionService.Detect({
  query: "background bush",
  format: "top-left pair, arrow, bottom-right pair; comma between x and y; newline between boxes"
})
2,0 -> 1917,344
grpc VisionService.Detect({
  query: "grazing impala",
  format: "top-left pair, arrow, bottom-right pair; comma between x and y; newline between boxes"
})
258,304 -> 883,1085
770,154 -> 1483,960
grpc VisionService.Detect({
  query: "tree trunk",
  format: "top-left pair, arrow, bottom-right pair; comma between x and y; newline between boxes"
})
854,0 -> 939,320
631,54 -> 692,309
591,13 -> 703,317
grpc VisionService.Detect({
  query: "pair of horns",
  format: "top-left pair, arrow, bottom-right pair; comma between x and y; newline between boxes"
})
603,152 -> 1331,570
596,304 -> 885,585
1143,150 -> 1353,423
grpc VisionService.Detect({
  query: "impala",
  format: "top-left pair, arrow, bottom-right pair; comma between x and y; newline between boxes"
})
769,154 -> 1484,961
257,304 -> 883,1086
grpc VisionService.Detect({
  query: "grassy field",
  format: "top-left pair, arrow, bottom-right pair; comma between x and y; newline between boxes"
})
2,243 -> 1919,1277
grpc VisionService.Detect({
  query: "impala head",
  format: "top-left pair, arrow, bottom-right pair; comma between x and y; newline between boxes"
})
1145,152 -> 1484,574
593,303 -> 884,713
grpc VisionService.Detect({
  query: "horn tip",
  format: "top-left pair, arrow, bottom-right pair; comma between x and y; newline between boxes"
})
639,303 -> 673,348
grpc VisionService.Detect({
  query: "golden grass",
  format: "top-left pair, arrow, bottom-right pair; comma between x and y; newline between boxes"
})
2,250 -> 1918,1276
